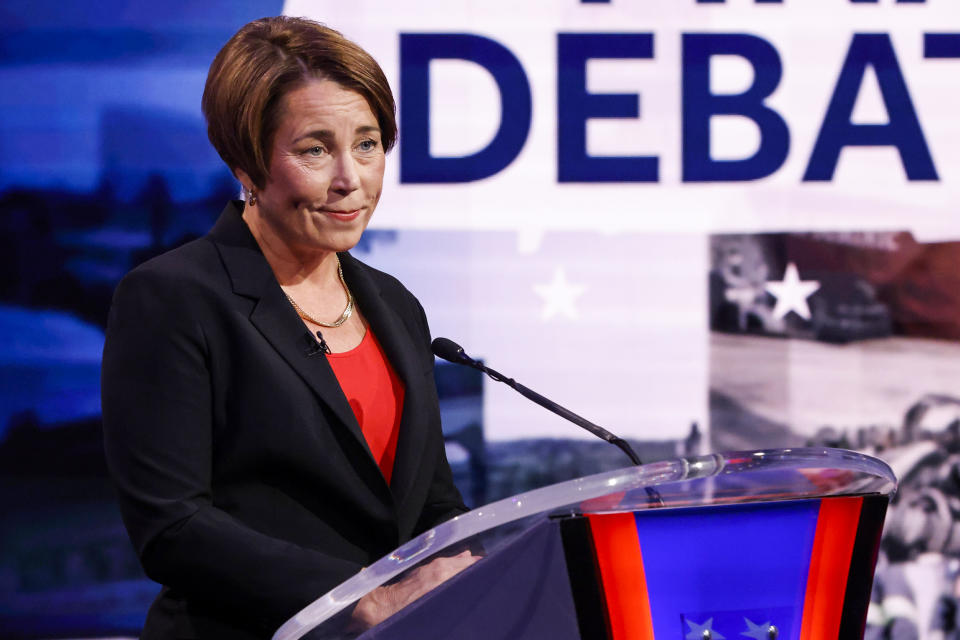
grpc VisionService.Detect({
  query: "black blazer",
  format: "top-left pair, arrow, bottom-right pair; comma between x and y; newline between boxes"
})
101,201 -> 467,639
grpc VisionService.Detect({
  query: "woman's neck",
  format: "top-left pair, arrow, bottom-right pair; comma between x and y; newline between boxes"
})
242,207 -> 339,288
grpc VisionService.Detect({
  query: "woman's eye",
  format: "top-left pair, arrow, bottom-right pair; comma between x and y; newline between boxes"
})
357,139 -> 378,152
306,145 -> 325,156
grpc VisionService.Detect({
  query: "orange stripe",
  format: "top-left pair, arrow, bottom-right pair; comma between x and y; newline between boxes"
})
799,497 -> 863,640
588,513 -> 655,640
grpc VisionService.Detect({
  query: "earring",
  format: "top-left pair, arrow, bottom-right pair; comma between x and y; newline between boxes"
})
247,189 -> 258,207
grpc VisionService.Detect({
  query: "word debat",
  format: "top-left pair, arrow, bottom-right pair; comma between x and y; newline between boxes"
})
399,32 -> 960,184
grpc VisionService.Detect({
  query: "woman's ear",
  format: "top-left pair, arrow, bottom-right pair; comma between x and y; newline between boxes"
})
233,169 -> 259,206
233,168 -> 254,194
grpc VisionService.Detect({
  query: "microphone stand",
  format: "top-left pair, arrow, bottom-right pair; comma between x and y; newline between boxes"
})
432,338 -> 662,506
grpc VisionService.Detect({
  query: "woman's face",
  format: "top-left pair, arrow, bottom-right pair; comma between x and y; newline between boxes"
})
245,79 -> 385,256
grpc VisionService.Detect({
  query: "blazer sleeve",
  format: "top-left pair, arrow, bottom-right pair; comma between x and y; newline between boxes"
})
404,294 -> 470,535
414,443 -> 470,535
101,267 -> 361,631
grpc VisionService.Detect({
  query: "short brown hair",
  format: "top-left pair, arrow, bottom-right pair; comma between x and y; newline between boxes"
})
202,16 -> 396,189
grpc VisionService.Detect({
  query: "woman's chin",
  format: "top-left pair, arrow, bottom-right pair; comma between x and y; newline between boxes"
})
312,229 -> 367,255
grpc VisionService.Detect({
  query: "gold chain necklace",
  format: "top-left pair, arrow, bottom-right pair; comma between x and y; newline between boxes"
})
283,255 -> 355,328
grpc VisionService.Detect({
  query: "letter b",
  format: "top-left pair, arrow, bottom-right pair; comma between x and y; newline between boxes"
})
682,34 -> 790,182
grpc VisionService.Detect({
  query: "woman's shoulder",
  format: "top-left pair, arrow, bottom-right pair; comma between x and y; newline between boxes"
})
113,237 -> 227,309
128,236 -> 220,281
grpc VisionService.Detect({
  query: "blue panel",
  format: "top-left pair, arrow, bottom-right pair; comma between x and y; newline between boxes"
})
634,499 -> 821,640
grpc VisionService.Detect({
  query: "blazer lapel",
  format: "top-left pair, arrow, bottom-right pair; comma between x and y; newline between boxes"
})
340,253 -> 431,502
207,203 -> 374,465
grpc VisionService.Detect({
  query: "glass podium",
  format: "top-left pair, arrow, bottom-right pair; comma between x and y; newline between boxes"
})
273,448 -> 896,640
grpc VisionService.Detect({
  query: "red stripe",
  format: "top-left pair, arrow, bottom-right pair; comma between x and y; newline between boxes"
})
799,496 -> 863,639
588,513 -> 655,640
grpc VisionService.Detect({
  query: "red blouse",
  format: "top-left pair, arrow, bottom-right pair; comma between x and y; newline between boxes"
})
326,329 -> 404,484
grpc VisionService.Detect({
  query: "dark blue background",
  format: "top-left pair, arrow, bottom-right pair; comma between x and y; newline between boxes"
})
0,2 -> 283,636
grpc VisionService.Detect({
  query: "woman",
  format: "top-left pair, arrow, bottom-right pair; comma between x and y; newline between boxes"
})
101,16 -> 472,639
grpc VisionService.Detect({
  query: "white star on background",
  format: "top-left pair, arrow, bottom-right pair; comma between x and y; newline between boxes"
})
533,267 -> 586,321
686,617 -> 725,640
764,262 -> 820,321
741,617 -> 774,639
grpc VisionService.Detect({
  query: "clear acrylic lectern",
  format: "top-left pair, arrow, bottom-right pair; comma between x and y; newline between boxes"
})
273,447 -> 896,640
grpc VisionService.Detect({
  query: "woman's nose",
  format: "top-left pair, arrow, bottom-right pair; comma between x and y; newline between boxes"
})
330,154 -> 361,193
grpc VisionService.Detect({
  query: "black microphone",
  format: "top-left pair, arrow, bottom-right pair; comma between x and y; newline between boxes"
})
304,330 -> 331,357
431,337 -> 472,366
431,337 -> 643,466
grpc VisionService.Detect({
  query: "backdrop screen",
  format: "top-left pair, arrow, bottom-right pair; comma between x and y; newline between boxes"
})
1,0 -> 958,637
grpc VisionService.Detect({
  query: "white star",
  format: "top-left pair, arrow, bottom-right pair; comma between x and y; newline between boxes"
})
764,262 -> 820,321
741,617 -> 775,639
533,267 -> 586,321
686,617 -> 725,640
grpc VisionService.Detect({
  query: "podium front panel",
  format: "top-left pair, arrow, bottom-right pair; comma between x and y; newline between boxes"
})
571,495 -> 887,640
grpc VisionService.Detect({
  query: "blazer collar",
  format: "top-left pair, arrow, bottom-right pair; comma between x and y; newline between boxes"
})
338,252 -> 423,398
207,203 -> 376,475
207,202 -> 429,503
207,201 -> 277,299
338,252 -> 431,502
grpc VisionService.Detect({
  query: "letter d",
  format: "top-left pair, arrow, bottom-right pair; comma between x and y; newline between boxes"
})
400,34 -> 532,183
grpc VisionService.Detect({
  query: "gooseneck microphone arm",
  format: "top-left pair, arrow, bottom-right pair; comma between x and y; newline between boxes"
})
431,337 -> 642,466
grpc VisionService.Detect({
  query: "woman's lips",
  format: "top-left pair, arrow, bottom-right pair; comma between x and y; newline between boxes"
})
320,208 -> 361,221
